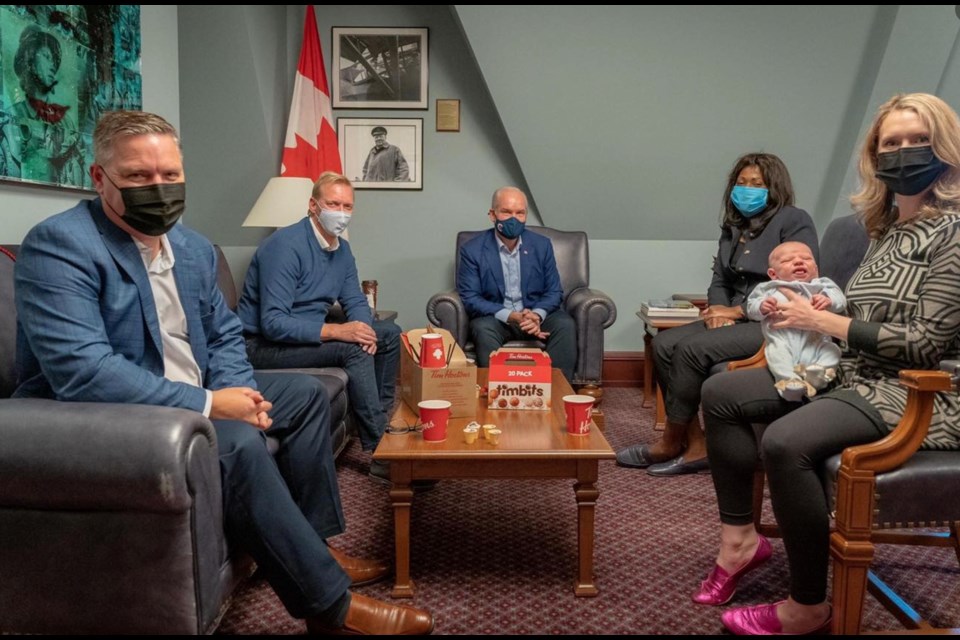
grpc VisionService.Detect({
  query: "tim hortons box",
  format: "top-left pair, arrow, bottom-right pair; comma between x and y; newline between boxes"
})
487,348 -> 552,411
400,328 -> 477,419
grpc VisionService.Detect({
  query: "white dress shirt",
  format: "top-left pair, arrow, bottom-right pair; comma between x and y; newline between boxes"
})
135,235 -> 213,416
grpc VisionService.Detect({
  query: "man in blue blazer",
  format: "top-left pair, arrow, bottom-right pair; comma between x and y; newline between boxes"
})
13,111 -> 432,635
457,187 -> 576,381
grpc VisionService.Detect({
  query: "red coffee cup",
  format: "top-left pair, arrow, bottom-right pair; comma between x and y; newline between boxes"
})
418,400 -> 451,442
420,333 -> 446,368
563,394 -> 594,436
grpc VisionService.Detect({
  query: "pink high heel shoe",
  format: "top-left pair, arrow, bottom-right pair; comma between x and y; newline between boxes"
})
691,535 -> 772,605
721,600 -> 832,635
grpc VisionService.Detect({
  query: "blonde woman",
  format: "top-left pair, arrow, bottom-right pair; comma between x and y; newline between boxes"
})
694,93 -> 960,635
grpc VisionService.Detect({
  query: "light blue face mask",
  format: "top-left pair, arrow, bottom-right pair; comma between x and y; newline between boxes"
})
495,216 -> 525,239
317,209 -> 351,237
730,186 -> 769,217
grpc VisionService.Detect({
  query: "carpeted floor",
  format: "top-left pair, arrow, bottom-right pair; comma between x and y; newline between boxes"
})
215,387 -> 960,634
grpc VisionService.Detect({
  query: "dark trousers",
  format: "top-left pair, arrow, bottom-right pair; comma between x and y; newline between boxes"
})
245,318 -> 402,450
701,368 -> 883,604
652,319 -> 763,424
215,372 -> 352,618
470,309 -> 577,382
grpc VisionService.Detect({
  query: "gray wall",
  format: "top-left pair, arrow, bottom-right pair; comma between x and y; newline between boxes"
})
183,5 -> 960,351
7,6 -> 960,354
0,5 -> 180,243
179,5 -> 533,330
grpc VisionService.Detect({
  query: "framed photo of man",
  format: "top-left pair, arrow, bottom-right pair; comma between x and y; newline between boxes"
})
338,118 -> 423,190
332,27 -> 428,109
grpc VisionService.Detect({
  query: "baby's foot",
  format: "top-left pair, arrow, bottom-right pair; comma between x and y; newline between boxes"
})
800,364 -> 836,390
776,378 -> 807,403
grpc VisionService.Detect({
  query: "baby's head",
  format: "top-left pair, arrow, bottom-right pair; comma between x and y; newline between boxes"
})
767,241 -> 818,282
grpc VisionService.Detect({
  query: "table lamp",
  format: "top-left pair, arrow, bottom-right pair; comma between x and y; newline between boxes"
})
242,177 -> 314,228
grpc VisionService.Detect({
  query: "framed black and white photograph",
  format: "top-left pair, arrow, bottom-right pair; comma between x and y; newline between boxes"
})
332,27 -> 428,109
338,117 -> 422,190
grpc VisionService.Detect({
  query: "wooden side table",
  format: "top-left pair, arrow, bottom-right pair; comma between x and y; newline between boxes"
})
637,312 -> 700,430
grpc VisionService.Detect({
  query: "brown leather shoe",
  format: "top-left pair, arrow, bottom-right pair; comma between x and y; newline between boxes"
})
328,546 -> 390,587
306,592 -> 435,635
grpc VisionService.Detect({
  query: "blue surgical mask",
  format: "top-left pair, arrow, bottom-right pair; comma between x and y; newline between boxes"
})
495,216 -> 525,239
317,209 -> 351,237
731,186 -> 769,217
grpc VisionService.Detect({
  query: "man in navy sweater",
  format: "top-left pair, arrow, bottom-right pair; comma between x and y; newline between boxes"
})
238,172 -> 402,476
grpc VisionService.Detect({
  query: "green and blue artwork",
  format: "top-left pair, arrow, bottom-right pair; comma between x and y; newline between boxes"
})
0,5 -> 142,190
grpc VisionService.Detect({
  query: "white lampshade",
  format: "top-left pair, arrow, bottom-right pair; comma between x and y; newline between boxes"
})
242,177 -> 314,228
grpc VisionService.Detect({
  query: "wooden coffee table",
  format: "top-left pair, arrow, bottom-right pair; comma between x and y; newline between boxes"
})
373,369 -> 615,598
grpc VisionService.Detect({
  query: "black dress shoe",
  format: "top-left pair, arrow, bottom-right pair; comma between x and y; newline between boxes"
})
646,455 -> 710,476
615,444 -> 658,469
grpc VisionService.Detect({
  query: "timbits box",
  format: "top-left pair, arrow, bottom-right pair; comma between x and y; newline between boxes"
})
487,348 -> 552,411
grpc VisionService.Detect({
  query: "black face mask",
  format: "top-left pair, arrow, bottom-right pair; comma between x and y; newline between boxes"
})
101,170 -> 185,236
875,145 -> 945,196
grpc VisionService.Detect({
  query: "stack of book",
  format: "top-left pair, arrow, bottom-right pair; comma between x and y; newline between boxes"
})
639,299 -> 702,322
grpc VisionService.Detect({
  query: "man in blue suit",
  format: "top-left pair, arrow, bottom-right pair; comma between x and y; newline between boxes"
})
457,186 -> 576,381
13,111 -> 433,635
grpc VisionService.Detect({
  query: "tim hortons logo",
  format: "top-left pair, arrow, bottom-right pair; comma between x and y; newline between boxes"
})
429,369 -> 471,379
421,420 -> 435,431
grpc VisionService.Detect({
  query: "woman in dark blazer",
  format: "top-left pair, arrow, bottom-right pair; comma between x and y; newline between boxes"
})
617,152 -> 819,476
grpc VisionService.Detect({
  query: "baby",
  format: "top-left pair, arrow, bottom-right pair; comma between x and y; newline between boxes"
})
746,241 -> 846,402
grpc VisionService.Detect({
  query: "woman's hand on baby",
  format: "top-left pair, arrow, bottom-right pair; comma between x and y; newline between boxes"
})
769,288 -> 819,330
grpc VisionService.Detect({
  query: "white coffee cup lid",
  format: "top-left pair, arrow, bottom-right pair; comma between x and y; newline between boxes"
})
418,399 -> 452,409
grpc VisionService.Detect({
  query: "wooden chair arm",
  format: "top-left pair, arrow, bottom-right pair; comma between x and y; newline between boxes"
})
727,344 -> 767,371
840,369 -> 953,475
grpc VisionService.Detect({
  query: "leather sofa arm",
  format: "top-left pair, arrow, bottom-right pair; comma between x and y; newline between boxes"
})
565,287 -> 617,385
426,289 -> 468,346
565,287 -> 617,330
0,399 -> 218,513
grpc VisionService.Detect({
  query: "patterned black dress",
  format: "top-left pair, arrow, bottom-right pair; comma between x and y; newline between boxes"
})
825,212 -> 960,450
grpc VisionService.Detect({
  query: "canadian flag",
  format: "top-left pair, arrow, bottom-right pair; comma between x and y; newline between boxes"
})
281,5 -> 341,179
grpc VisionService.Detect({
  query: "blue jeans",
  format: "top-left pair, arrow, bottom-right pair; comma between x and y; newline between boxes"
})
469,310 -> 576,382
245,319 -> 402,451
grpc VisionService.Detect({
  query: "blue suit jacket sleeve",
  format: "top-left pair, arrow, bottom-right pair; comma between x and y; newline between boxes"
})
14,221 -> 209,411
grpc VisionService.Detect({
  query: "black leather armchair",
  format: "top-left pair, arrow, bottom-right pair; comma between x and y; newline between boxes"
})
426,227 -> 617,387
0,245 -> 355,633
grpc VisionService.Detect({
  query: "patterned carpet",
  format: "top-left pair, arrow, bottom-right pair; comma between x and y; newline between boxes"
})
215,387 -> 960,634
